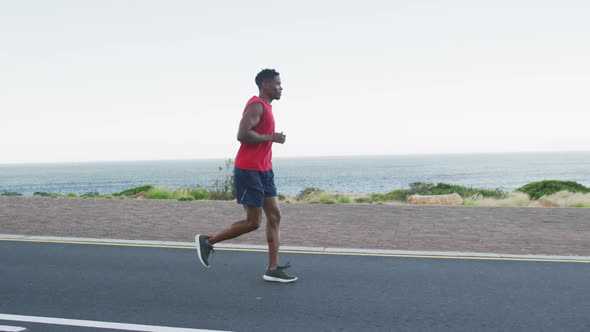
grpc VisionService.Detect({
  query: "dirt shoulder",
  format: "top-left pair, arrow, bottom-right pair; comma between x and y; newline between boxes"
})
1,197 -> 589,256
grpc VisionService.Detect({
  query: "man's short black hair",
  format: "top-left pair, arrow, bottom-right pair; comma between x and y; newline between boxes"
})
255,69 -> 280,88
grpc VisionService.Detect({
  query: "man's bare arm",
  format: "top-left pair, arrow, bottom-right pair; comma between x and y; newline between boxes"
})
237,103 -> 286,144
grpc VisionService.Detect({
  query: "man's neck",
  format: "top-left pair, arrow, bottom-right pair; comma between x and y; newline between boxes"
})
258,93 -> 273,104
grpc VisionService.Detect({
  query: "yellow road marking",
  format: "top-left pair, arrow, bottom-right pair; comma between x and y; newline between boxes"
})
1,237 -> 589,263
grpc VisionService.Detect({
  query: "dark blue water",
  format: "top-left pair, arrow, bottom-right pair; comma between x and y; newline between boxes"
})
1,153 -> 589,196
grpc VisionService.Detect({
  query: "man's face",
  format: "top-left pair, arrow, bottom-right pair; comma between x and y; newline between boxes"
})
263,76 -> 283,100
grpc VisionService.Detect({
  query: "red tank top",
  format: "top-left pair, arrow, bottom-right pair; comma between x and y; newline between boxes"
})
234,96 -> 275,171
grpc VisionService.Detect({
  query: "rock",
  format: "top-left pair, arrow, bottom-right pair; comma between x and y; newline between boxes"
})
529,198 -> 560,208
129,191 -> 148,199
407,193 -> 463,206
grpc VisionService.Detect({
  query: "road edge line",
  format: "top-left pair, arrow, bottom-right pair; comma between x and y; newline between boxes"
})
1,234 -> 589,263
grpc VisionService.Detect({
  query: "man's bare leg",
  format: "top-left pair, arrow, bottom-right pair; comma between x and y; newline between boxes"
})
207,206 -> 262,245
263,196 -> 281,268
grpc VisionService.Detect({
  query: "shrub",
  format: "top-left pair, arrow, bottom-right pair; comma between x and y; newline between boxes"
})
296,187 -> 322,201
278,194 -> 287,201
368,182 -> 505,203
409,182 -> 435,193
178,196 -> 195,201
384,189 -> 409,201
516,180 -> 590,200
81,192 -> 100,198
115,185 -> 154,196
409,182 -> 505,199
34,192 -> 59,198
209,190 -> 235,200
1,191 -> 23,196
371,189 -> 409,202
354,197 -> 374,203
209,159 -> 235,200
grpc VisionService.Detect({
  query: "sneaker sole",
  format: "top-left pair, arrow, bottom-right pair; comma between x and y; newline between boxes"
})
195,234 -> 210,268
263,275 -> 298,283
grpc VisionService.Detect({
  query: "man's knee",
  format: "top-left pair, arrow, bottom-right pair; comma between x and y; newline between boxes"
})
247,217 -> 262,230
267,209 -> 281,224
245,207 -> 263,230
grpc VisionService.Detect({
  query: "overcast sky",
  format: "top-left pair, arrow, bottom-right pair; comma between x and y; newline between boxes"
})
1,0 -> 589,164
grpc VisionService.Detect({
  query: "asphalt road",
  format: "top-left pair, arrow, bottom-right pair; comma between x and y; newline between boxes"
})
1,241 -> 589,332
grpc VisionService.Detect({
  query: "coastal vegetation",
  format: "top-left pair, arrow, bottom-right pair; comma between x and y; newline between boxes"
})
1,191 -> 23,196
515,180 -> 590,200
3,180 -> 589,208
114,185 -> 154,196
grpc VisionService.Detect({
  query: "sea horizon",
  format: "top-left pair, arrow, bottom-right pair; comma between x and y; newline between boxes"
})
1,151 -> 589,197
1,150 -> 589,166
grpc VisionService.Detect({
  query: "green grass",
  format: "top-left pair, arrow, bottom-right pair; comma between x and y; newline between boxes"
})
143,187 -> 232,201
337,195 -> 351,204
146,188 -> 173,199
190,188 -> 211,200
318,193 -> 336,204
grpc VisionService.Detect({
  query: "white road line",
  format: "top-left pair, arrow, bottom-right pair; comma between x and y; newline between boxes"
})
2,234 -> 590,263
0,314 -> 232,332
0,325 -> 26,332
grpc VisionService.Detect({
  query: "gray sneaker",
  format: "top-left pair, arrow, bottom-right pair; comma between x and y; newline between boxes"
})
263,263 -> 298,283
195,234 -> 214,268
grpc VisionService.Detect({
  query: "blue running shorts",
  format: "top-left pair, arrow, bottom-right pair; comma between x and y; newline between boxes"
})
234,167 -> 277,207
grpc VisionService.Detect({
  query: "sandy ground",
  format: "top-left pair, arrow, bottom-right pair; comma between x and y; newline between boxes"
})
1,196 -> 589,256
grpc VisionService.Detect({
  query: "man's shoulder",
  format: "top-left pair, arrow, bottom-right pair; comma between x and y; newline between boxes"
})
247,96 -> 271,108
245,97 -> 270,112
245,100 -> 264,111
247,95 -> 259,103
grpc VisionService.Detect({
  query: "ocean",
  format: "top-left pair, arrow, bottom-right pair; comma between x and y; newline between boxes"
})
1,152 -> 589,197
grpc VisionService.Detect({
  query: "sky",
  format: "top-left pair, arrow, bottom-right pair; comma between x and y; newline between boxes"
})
1,0 -> 589,164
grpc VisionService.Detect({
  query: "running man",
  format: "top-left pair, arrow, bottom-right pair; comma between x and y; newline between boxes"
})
196,69 -> 297,283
